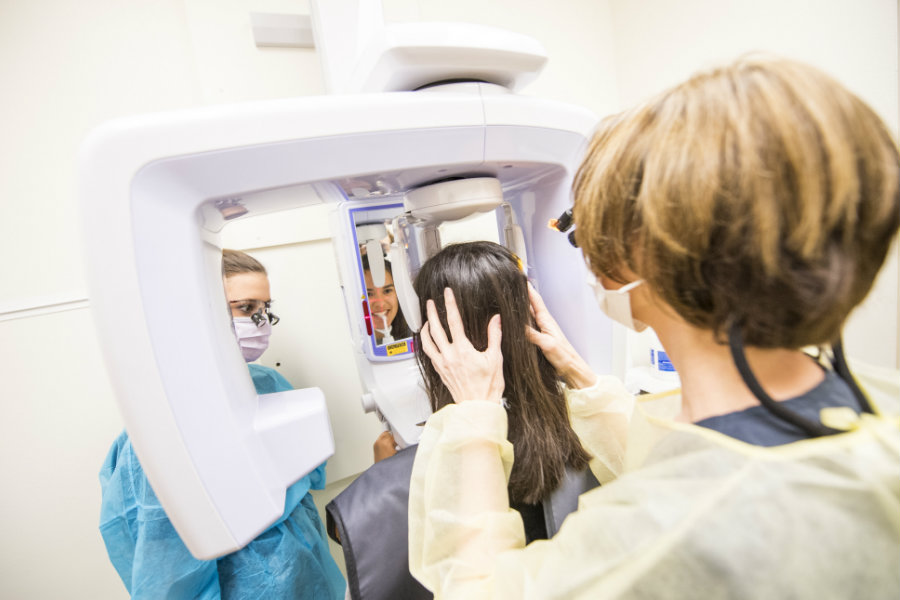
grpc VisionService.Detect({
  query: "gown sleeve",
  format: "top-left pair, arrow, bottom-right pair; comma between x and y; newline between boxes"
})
407,377 -> 635,599
98,432 -> 220,599
99,363 -> 345,599
565,375 -> 635,483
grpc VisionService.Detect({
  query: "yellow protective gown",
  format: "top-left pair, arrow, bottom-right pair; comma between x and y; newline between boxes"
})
408,371 -> 900,599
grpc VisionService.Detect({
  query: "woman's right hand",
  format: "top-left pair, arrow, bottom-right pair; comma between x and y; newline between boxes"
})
525,283 -> 597,389
419,287 -> 504,405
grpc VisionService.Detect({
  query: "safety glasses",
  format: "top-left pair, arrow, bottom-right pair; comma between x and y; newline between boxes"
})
229,299 -> 280,327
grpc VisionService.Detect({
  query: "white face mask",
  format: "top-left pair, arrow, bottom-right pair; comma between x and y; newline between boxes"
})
232,317 -> 272,362
587,274 -> 648,332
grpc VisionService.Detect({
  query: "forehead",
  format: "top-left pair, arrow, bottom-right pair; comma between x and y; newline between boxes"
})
224,272 -> 270,301
365,270 -> 394,287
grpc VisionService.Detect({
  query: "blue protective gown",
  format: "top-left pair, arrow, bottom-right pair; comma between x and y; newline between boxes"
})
99,364 -> 346,599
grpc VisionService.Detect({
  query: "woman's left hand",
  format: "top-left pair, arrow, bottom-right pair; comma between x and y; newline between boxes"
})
525,283 -> 597,389
373,431 -> 398,463
419,287 -> 504,404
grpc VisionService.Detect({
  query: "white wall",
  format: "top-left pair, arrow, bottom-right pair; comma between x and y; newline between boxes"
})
0,1 -> 896,598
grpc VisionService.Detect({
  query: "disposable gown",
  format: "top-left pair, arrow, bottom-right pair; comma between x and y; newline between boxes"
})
408,368 -> 900,599
99,364 -> 346,599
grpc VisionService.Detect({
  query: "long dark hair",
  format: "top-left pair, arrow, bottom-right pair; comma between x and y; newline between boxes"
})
414,241 -> 590,504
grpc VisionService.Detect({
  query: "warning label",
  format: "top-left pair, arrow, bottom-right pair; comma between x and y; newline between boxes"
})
386,341 -> 410,356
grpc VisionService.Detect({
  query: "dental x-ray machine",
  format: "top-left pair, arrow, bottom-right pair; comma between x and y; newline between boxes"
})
79,0 -> 614,560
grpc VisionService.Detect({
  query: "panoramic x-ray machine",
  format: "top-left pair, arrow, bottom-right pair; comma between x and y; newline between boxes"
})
79,0 -> 613,559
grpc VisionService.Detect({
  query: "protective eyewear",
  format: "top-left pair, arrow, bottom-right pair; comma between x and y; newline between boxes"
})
229,299 -> 280,327
548,207 -> 578,247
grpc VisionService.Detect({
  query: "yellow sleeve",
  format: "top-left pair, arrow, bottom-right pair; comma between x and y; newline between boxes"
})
408,401 -> 526,599
408,379 -> 636,599
565,375 -> 635,484
408,375 -> 899,599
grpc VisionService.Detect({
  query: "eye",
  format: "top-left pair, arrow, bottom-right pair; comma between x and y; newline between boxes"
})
383,286 -> 395,295
230,300 -> 258,315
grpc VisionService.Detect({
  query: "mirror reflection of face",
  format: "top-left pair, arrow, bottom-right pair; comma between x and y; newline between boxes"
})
365,269 -> 398,339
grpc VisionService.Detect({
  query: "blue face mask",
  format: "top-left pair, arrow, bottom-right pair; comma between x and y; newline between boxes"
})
586,274 -> 648,332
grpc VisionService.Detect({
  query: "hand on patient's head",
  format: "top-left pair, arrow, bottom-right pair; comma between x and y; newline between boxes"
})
412,242 -> 591,503
525,283 -> 596,389
420,287 -> 504,405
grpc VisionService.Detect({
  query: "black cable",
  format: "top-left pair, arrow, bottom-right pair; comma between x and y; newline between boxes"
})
830,337 -> 874,414
728,321 -> 840,438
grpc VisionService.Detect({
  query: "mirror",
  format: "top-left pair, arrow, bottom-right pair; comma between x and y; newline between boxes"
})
345,194 -> 508,360
349,201 -> 415,358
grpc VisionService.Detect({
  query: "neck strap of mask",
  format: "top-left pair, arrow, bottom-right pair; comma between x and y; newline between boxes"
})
727,321 -> 853,438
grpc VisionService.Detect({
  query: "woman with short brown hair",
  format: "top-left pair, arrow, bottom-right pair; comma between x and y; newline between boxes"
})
409,56 -> 900,599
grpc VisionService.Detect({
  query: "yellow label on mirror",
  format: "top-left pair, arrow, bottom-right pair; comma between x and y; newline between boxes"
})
386,341 -> 409,356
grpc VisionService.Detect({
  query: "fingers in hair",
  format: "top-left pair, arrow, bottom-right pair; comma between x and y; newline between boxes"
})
487,314 -> 502,353
425,298 -> 449,348
443,287 -> 467,344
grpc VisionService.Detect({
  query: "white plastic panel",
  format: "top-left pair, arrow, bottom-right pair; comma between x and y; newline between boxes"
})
80,85 -> 607,559
80,93 -> 487,559
351,22 -> 548,93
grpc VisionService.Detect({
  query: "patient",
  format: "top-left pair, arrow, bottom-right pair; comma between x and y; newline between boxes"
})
326,241 -> 594,600
414,241 -> 591,507
362,254 -> 412,345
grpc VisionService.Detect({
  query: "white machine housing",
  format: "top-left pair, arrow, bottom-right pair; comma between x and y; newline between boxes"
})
79,0 -> 615,560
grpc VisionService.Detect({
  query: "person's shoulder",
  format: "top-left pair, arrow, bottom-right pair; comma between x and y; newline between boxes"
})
102,430 -> 134,470
109,429 -> 130,452
248,363 -> 294,393
100,430 -> 148,492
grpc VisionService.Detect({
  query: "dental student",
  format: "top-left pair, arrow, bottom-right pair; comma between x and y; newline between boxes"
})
99,249 -> 345,599
409,56 -> 900,598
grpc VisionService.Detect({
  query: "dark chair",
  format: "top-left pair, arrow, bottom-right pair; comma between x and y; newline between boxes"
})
326,445 -> 599,600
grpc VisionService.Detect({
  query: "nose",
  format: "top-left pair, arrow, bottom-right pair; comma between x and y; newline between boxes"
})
370,288 -> 386,308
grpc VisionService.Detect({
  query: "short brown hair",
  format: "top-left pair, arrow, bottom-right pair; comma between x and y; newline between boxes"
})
574,56 -> 900,348
222,248 -> 267,278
